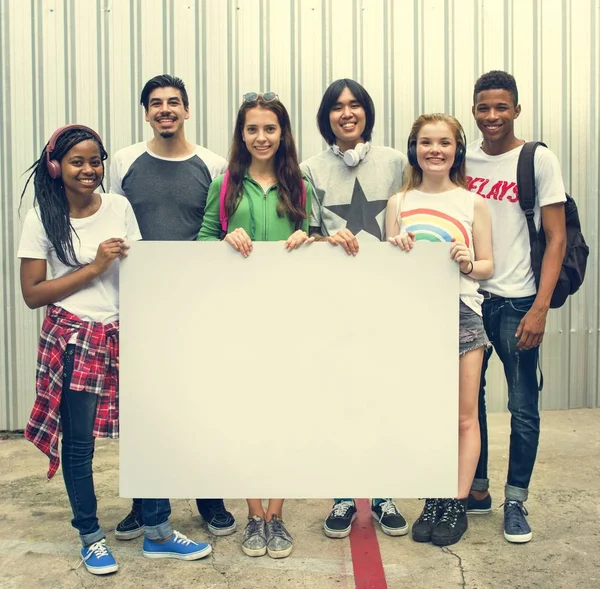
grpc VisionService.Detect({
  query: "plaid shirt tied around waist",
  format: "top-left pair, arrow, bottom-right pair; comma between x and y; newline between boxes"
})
24,304 -> 119,479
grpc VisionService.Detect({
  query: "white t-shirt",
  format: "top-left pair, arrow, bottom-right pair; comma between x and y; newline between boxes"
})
466,141 -> 566,297
18,193 -> 142,324
398,187 -> 484,315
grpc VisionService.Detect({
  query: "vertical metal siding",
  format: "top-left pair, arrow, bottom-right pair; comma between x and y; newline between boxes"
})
1,0 -> 598,429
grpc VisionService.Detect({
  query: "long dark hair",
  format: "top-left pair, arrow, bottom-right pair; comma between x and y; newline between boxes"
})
224,96 -> 306,226
20,127 -> 108,267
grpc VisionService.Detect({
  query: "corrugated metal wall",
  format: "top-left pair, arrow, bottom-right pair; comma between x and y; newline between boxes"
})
1,0 -> 599,429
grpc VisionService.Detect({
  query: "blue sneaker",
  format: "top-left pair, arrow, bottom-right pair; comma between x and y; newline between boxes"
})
503,500 -> 532,543
467,492 -> 492,514
143,530 -> 212,560
79,539 -> 118,575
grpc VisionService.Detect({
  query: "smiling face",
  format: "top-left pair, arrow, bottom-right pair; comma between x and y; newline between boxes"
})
328,87 -> 366,151
60,139 -> 104,201
145,86 -> 190,138
242,106 -> 282,164
415,121 -> 457,177
472,88 -> 521,152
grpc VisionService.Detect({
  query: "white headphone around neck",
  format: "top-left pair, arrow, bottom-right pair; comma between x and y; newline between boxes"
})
330,141 -> 371,167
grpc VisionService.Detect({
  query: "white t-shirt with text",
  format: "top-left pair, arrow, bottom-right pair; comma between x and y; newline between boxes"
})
466,141 -> 566,298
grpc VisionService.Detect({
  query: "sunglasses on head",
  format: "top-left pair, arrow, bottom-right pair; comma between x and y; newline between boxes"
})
242,92 -> 279,104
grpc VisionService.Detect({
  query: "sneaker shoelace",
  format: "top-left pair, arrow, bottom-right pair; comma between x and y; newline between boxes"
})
245,517 -> 264,537
375,499 -> 399,522
437,500 -> 463,527
77,539 -> 110,569
503,501 -> 529,531
268,517 -> 291,541
172,530 -> 198,546
208,502 -> 232,524
331,502 -> 353,518
416,499 -> 439,523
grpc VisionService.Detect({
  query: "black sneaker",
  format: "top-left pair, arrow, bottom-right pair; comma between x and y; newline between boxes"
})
371,500 -> 408,536
431,499 -> 468,546
412,498 -> 443,543
196,499 -> 236,536
323,501 -> 357,538
467,492 -> 492,514
115,508 -> 144,540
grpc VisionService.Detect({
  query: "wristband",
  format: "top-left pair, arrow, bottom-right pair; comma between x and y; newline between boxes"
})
460,260 -> 474,275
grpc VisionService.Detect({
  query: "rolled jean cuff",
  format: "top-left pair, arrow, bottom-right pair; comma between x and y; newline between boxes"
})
505,484 -> 528,502
471,478 -> 489,492
144,520 -> 173,541
80,526 -> 105,547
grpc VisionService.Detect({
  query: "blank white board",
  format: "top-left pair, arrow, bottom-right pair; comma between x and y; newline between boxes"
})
119,241 -> 459,498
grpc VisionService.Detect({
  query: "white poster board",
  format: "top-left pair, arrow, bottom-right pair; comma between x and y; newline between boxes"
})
119,241 -> 459,498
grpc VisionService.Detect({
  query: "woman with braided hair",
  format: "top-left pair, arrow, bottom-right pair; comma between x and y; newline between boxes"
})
18,125 -> 215,574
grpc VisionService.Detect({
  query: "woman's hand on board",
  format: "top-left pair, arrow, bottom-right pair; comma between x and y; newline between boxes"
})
388,231 -> 415,251
285,230 -> 315,251
90,238 -> 128,275
224,228 -> 253,257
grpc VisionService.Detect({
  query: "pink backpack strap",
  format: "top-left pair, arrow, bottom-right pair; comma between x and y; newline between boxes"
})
219,170 -> 230,233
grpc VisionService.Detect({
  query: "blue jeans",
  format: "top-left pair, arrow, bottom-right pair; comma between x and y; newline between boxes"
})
61,346 -> 172,544
472,293 -> 540,502
129,497 -> 172,539
60,346 -> 104,547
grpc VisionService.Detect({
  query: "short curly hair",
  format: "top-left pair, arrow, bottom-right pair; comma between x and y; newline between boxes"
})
473,70 -> 519,106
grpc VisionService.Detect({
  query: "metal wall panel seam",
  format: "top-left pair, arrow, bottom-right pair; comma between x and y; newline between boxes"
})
290,0 -> 297,146
265,0 -> 271,93
413,0 -> 420,119
0,0 -> 9,429
444,0 -> 450,113
592,0 -> 600,407
135,0 -> 143,141
201,0 -> 207,147
169,0 -> 175,76
503,0 -> 509,69
533,0 -> 540,140
97,0 -> 104,143
383,0 -> 389,147
296,0 -> 303,157
128,0 -> 136,143
103,0 -> 111,156
259,0 -> 265,91
2,0 -> 18,430
229,0 -> 235,151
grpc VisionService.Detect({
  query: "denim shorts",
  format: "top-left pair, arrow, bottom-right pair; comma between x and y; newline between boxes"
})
459,301 -> 490,356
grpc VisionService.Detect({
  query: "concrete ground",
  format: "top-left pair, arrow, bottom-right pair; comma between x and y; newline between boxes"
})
0,409 -> 599,589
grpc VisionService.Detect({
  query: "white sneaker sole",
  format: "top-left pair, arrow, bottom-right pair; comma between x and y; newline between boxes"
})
242,544 -> 267,557
504,530 -> 532,543
324,513 -> 357,538
86,563 -> 119,575
208,522 -> 237,536
267,545 -> 293,558
372,512 -> 409,536
114,527 -> 144,540
143,544 -> 212,560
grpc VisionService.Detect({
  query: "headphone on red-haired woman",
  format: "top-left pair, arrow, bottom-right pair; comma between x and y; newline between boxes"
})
44,124 -> 103,179
407,127 -> 466,170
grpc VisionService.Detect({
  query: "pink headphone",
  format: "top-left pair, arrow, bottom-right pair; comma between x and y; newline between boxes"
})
45,124 -> 103,179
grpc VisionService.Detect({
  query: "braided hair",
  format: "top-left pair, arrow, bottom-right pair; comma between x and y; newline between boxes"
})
20,128 -> 108,267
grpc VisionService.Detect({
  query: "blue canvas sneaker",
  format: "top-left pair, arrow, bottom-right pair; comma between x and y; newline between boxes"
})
467,492 -> 492,514
79,539 -> 118,575
143,531 -> 212,560
503,500 -> 532,543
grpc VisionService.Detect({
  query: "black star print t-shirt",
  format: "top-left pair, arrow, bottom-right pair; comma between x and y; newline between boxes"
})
300,146 -> 407,240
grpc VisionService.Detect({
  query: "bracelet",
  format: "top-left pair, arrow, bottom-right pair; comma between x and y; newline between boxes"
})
460,260 -> 474,276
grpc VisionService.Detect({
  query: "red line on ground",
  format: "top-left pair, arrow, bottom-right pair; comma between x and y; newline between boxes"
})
349,499 -> 388,589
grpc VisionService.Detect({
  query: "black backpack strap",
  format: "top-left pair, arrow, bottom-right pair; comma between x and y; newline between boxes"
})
516,141 -> 547,289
